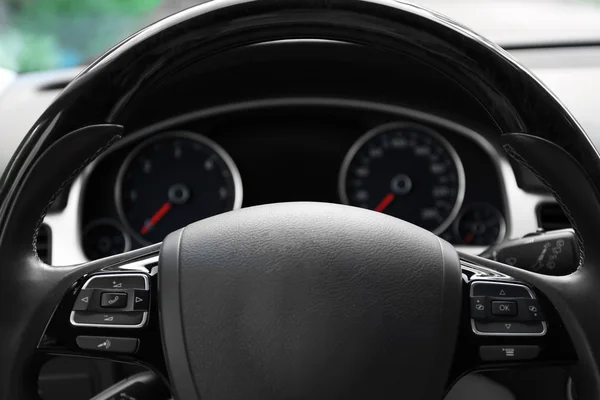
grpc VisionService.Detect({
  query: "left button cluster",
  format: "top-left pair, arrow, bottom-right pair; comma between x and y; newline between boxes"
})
70,274 -> 150,328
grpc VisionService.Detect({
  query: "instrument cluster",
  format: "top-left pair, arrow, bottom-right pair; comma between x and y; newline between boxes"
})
79,104 -> 507,260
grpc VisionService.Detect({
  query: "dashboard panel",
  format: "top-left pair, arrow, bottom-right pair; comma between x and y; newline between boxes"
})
78,99 -> 508,260
3,40 -> 584,267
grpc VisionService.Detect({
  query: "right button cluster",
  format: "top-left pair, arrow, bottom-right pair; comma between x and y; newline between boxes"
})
470,281 -> 546,336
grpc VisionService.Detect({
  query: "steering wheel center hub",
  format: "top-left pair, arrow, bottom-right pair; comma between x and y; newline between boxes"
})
159,202 -> 462,399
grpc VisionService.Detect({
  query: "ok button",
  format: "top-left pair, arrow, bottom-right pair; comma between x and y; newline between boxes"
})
492,301 -> 518,316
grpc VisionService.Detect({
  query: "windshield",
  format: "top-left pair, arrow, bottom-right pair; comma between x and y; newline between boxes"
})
1,0 -> 600,73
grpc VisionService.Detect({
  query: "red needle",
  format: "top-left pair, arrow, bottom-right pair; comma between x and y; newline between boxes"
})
140,202 -> 172,235
374,193 -> 396,213
465,233 -> 475,244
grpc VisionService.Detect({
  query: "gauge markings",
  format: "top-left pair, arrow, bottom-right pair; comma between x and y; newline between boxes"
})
115,132 -> 242,245
174,143 -> 183,159
340,123 -> 465,234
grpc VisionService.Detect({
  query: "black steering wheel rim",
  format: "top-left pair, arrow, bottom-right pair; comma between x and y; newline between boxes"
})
1,0 -> 600,399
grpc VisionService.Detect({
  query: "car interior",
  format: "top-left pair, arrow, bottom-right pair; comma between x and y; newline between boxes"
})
2,0 -> 600,399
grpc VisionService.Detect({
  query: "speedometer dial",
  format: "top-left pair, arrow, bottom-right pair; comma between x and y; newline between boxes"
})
340,123 -> 465,234
116,131 -> 242,245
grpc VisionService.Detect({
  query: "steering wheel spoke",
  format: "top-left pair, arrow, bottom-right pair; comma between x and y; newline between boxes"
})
447,253 -> 577,390
37,244 -> 168,384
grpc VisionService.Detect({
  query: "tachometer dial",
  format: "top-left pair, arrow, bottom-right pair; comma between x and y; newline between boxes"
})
340,123 -> 465,234
116,131 -> 242,245
454,203 -> 506,246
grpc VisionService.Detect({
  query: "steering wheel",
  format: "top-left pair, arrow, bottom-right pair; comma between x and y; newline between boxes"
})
1,0 -> 598,398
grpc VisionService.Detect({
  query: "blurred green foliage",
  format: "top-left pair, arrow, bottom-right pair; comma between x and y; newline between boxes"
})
11,0 -> 162,16
0,0 -> 163,72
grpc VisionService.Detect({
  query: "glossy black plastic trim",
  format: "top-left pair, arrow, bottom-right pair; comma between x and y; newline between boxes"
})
3,0 -> 596,199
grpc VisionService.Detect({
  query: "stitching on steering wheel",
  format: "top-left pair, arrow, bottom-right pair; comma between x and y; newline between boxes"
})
503,143 -> 585,268
32,134 -> 121,262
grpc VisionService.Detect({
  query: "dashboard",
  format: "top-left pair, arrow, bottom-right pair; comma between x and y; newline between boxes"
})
4,40 -> 589,266
73,99 -> 511,261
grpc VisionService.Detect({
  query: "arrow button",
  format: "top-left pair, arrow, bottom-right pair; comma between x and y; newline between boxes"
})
86,275 -> 147,290
471,282 -> 533,298
133,290 -> 150,311
72,312 -> 144,326
73,289 -> 94,311
473,321 -> 546,335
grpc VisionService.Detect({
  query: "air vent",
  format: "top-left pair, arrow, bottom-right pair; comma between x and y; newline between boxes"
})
538,203 -> 570,231
36,224 -> 52,264
38,80 -> 71,91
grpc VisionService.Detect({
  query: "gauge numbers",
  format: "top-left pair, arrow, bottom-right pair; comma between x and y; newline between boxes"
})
340,123 -> 465,234
115,131 -> 242,245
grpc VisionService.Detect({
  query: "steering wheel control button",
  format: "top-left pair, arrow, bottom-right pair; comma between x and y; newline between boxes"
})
71,311 -> 146,328
470,281 -> 546,336
76,336 -> 139,354
491,301 -> 518,316
84,274 -> 148,290
473,320 -> 546,336
471,281 -> 533,298
522,299 -> 545,321
132,290 -> 150,311
72,289 -> 94,311
479,345 -> 540,361
100,292 -> 128,308
470,297 -> 487,319
71,274 -> 150,328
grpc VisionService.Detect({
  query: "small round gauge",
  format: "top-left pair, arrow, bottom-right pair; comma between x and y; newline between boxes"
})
116,131 -> 242,245
454,203 -> 506,246
339,122 -> 465,234
82,219 -> 131,260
